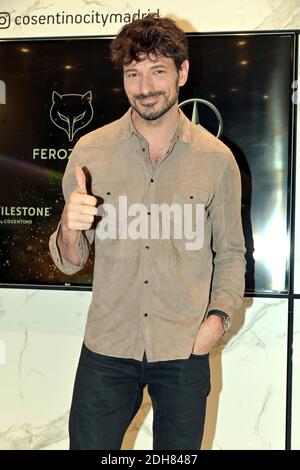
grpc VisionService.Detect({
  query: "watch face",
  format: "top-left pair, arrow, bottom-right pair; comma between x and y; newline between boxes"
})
223,316 -> 231,330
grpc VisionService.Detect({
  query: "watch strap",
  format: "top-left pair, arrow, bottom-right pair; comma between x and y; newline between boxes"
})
207,309 -> 229,320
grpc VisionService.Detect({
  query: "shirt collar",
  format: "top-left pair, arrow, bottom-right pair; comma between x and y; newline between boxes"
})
118,107 -> 192,144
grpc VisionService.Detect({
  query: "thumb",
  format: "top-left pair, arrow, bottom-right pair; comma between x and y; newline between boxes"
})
75,165 -> 87,194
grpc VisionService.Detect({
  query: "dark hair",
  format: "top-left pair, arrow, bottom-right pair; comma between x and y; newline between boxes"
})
110,13 -> 188,71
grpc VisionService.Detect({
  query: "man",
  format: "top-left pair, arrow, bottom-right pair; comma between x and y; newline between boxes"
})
49,14 -> 246,450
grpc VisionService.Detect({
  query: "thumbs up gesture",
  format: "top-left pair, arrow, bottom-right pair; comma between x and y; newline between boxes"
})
63,165 -> 98,232
74,165 -> 88,194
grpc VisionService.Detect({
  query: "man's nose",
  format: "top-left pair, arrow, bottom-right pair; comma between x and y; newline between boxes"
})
139,74 -> 154,96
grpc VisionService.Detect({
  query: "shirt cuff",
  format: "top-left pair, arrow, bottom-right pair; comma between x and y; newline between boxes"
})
49,221 -> 88,275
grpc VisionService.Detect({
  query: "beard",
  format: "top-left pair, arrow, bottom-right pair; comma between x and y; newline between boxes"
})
129,77 -> 180,121
130,91 -> 179,121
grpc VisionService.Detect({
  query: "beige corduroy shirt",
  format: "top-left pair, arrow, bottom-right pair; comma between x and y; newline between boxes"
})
49,107 -> 246,363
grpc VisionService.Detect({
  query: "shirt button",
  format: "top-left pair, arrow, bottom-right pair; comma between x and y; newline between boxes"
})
144,280 -> 149,284
142,148 -> 146,152
145,245 -> 150,249
147,211 -> 151,215
150,178 -> 154,182
144,313 -> 148,317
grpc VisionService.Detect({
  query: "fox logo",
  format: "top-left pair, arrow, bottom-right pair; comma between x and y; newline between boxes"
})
50,90 -> 94,141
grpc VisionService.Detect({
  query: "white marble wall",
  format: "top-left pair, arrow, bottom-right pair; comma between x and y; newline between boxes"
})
0,288 -> 91,450
0,292 -> 288,450
0,0 -> 299,451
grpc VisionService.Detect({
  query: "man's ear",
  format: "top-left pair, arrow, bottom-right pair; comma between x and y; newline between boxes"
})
178,59 -> 189,87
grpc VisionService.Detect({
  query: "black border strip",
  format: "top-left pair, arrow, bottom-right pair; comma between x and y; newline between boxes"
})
285,32 -> 298,450
0,28 -> 299,41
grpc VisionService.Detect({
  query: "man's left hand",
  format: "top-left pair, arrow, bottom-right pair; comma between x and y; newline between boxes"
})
192,315 -> 225,355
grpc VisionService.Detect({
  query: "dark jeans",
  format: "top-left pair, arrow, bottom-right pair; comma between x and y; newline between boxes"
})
69,342 -> 211,450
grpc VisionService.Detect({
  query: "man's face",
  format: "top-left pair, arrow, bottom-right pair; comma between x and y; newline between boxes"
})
123,54 -> 189,121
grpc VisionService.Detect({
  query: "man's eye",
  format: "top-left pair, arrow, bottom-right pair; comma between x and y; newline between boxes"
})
127,73 -> 138,78
154,69 -> 165,74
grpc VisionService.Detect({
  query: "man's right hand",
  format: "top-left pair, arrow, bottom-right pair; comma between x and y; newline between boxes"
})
57,166 -> 98,265
63,165 -> 98,232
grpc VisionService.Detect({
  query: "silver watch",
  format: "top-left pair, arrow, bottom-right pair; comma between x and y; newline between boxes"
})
207,310 -> 231,332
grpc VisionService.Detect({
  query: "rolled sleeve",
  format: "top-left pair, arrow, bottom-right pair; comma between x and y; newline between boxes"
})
206,151 -> 246,316
49,221 -> 91,275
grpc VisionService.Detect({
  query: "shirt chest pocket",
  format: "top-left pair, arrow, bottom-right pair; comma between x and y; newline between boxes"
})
171,182 -> 210,222
91,180 -> 127,233
170,182 -> 210,255
171,181 -> 209,201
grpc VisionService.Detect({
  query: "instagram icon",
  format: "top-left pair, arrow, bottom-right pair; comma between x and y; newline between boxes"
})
0,12 -> 10,29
